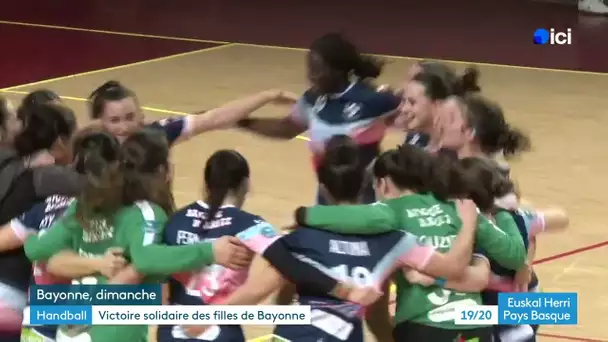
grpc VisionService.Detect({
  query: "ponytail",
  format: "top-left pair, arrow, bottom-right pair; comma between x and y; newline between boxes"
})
460,94 -> 530,158
17,89 -> 61,122
352,55 -> 384,80
500,126 -> 531,157
205,177 -> 231,223
203,150 -> 250,224
454,67 -> 481,96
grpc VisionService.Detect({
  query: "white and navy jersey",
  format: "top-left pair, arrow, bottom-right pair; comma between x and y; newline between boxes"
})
404,131 -> 431,149
274,227 -> 433,342
147,116 -> 192,146
291,81 -> 400,169
158,201 -> 273,342
15,195 -> 72,340
1,195 -> 72,292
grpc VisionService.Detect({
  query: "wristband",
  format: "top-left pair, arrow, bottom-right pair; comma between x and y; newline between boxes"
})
434,278 -> 446,287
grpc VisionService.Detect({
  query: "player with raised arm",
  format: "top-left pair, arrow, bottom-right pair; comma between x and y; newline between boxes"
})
87,81 -> 297,145
237,33 -> 401,204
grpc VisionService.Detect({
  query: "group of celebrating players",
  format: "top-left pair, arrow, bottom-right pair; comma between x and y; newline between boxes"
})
0,32 -> 569,342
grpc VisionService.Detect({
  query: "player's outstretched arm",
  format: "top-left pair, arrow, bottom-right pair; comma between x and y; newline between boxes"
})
524,208 -> 569,236
173,89 -> 299,144
293,203 -> 397,234
121,205 -> 222,275
236,93 -> 307,140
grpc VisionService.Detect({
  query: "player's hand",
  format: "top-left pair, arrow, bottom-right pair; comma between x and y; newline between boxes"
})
377,84 -> 405,98
265,89 -> 299,105
455,199 -> 479,229
346,286 -> 383,306
97,247 -> 127,278
514,264 -> 532,292
213,236 -> 253,270
183,325 -> 209,338
404,269 -> 435,287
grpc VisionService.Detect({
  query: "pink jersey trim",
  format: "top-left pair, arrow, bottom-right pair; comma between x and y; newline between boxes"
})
399,245 -> 435,270
239,233 -> 280,254
9,220 -> 31,242
527,212 -> 546,238
351,116 -> 390,145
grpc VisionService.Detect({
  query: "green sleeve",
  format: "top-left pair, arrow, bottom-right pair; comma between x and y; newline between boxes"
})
122,203 -> 215,275
24,203 -> 76,262
474,212 -> 527,270
299,203 -> 397,234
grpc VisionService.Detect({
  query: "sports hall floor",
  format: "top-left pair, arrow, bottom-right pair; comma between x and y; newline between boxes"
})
1,1 -> 607,341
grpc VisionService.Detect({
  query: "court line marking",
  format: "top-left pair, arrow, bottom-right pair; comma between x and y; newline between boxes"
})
538,333 -> 607,342
534,240 -> 608,265
0,89 -> 186,115
0,44 -> 234,91
247,334 -> 274,342
0,20 -> 606,76
248,334 -> 290,342
0,20 -> 230,45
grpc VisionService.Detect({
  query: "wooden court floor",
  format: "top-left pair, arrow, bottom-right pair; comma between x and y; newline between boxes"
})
3,44 -> 608,342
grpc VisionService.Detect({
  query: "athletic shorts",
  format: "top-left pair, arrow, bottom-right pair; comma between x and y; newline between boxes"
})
393,320 -> 492,342
492,324 -> 538,342
274,309 -> 364,342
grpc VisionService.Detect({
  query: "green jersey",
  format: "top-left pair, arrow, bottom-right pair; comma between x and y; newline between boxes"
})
24,200 -> 217,342
301,193 -> 526,329
385,194 -> 481,329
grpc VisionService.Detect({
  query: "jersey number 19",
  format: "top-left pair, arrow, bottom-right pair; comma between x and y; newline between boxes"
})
331,264 -> 374,287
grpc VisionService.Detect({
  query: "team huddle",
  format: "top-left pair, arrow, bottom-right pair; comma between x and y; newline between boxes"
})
0,33 -> 569,342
